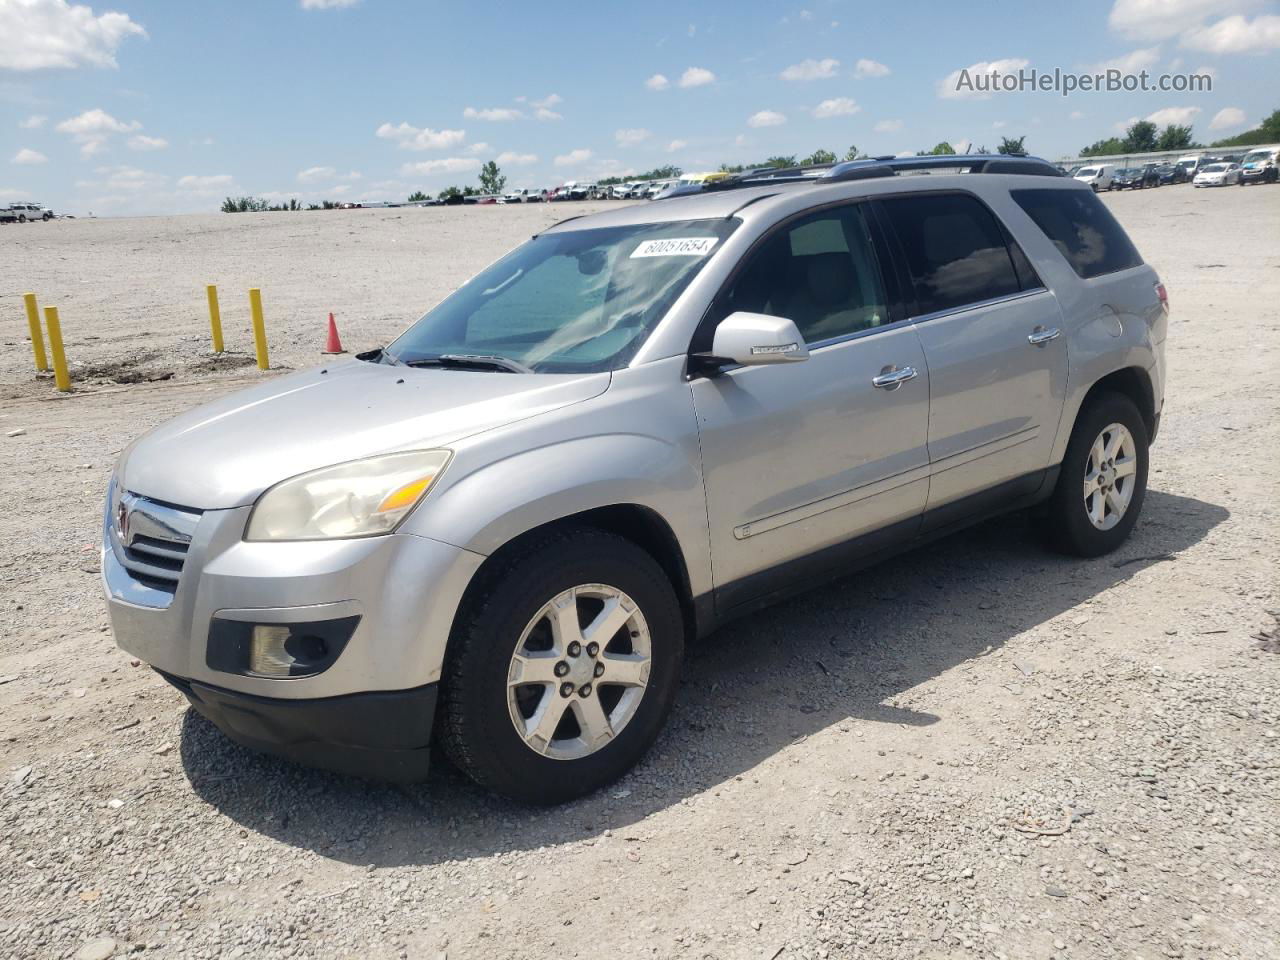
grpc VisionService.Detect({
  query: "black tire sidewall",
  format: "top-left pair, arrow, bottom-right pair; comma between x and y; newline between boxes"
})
442,530 -> 683,804
1049,393 -> 1149,557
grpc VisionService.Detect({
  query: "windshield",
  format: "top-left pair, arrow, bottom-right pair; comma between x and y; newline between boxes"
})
1077,168 -> 1097,177
387,218 -> 739,373
1201,164 -> 1227,172
1243,151 -> 1270,164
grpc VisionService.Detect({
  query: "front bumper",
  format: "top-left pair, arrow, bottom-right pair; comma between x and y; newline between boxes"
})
161,670 -> 438,781
102,497 -> 486,701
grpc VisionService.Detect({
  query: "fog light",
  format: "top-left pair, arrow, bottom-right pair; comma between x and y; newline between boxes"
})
250,625 -> 296,677
207,614 -> 357,678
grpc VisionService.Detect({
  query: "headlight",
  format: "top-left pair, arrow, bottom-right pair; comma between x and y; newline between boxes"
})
245,450 -> 452,541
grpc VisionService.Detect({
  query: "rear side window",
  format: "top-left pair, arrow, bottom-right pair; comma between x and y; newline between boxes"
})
1010,188 -> 1143,279
879,193 -> 1024,316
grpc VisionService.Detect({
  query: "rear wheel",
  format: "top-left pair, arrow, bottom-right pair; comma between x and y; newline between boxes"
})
1043,393 -> 1149,557
439,527 -> 683,804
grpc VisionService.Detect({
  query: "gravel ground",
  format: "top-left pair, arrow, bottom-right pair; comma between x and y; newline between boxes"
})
1,187 -> 1277,960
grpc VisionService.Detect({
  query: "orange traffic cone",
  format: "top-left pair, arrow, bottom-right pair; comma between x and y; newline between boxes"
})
322,312 -> 346,354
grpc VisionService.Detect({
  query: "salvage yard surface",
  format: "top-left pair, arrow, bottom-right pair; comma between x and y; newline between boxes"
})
1,188 -> 1277,960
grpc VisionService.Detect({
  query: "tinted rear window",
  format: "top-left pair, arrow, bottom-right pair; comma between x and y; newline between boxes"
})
1010,188 -> 1143,279
880,193 -> 1024,316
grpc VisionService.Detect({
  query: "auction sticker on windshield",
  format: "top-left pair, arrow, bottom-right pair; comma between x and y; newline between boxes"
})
630,237 -> 719,258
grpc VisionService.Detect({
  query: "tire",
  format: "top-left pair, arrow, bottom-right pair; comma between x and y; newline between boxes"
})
1042,392 -> 1149,558
439,526 -> 684,804
17,215 -> 26,223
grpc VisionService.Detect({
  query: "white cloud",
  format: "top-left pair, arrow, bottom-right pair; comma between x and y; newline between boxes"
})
645,73 -> 670,90
1085,46 -> 1162,72
1108,0 -> 1256,40
177,174 -> 234,193
463,106 -> 522,121
12,148 -> 47,165
812,97 -> 859,119
1070,110 -> 1086,120
938,58 -> 1031,99
55,107 -> 141,156
496,151 -> 538,166
20,114 -> 47,129
993,120 -> 1007,129
80,164 -> 166,191
375,122 -> 466,151
554,148 -> 593,168
297,165 -> 337,183
734,133 -> 748,147
0,0 -> 146,70
466,142 -> 491,155
0,186 -> 32,200
780,57 -> 839,81
666,139 -> 687,152
1146,105 -> 1202,125
679,66 -> 716,88
530,93 -> 562,120
1181,14 -> 1280,52
1209,106 -> 1247,130
399,157 -> 480,176
615,128 -> 652,146
748,110 -> 787,128
854,58 -> 890,78
799,9 -> 813,20
874,118 -> 904,133
127,134 -> 167,151
300,0 -> 359,8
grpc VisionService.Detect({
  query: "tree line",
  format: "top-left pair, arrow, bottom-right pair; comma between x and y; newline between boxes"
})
1077,106 -> 1279,158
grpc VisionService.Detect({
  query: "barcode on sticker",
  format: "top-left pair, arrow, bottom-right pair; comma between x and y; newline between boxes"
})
630,237 -> 719,258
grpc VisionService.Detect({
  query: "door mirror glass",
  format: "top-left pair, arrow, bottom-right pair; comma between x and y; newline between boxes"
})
710,312 -> 809,366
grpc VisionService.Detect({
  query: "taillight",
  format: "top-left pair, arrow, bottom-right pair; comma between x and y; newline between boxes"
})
1155,282 -> 1169,314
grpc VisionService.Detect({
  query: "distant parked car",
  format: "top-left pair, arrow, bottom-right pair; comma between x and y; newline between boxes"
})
502,188 -> 529,203
1156,163 -> 1186,185
1175,155 -> 1205,180
3,202 -> 53,222
1193,163 -> 1241,187
1074,165 -> 1113,191
1238,147 -> 1279,185
1110,168 -> 1142,190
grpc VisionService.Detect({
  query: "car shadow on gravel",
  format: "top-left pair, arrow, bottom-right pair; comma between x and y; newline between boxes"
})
180,488 -> 1227,866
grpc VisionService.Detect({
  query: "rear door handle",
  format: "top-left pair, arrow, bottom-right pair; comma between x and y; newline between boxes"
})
1028,326 -> 1061,345
872,365 -> 918,390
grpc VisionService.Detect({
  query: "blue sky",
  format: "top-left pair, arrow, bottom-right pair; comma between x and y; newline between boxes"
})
2,0 -> 1278,215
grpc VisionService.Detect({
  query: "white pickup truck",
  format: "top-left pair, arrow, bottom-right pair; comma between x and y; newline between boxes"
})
1,202 -> 53,222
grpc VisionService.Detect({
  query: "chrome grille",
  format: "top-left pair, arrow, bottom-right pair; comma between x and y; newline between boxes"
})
112,493 -> 201,593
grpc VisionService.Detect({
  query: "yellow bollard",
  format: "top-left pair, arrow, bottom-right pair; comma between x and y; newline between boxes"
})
23,292 -> 49,372
248,287 -> 269,370
206,284 -> 224,353
43,306 -> 71,392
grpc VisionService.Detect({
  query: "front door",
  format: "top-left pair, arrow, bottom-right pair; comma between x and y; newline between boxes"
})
689,202 -> 931,612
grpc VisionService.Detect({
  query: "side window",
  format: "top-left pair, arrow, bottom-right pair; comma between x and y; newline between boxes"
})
1010,188 -> 1143,279
880,193 -> 1023,316
718,204 -> 889,345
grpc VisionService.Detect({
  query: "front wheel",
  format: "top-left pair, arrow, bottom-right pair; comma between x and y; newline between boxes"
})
439,527 -> 684,804
1042,393 -> 1149,557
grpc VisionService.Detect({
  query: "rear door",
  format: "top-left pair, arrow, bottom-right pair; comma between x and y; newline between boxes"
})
875,191 -> 1068,521
690,201 -> 931,610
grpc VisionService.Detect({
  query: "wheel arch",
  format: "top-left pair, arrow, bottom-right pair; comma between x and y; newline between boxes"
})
1080,366 -> 1156,439
452,504 -> 703,648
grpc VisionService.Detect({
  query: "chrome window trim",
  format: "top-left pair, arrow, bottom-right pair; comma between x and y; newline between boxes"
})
908,286 -> 1049,326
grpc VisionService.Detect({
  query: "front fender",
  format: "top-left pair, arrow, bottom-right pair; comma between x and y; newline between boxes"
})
403,432 -> 712,598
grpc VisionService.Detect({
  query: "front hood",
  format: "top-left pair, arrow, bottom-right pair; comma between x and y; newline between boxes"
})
121,360 -> 610,509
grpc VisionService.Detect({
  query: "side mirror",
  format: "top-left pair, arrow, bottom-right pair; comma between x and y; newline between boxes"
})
693,312 -> 809,374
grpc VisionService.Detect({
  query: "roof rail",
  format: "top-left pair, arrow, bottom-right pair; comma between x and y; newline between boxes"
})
669,153 -> 1062,198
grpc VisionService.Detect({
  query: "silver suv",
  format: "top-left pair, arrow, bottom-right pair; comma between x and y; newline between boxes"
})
103,155 -> 1168,803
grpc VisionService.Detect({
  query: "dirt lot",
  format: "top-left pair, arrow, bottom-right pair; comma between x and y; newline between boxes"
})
1,186 -> 1277,960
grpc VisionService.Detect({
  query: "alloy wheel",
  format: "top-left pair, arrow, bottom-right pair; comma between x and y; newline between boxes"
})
506,583 -> 652,760
1082,422 -> 1138,531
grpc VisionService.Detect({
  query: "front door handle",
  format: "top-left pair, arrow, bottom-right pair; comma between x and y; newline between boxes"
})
872,365 -> 918,390
1028,326 -> 1061,345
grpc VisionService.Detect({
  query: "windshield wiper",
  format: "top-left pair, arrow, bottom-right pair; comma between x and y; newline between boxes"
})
403,353 -> 534,374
